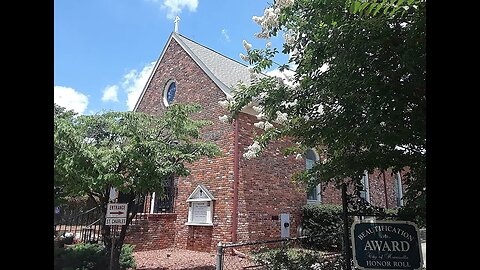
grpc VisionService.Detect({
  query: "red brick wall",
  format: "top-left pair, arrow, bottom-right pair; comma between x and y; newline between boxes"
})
236,112 -> 307,242
320,169 -> 406,209
368,169 -> 406,209
125,214 -> 177,251
135,38 -> 235,252
186,226 -> 213,251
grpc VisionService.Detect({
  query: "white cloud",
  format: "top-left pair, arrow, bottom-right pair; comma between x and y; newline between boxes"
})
54,86 -> 89,114
266,68 -> 297,87
122,62 -> 156,111
101,85 -> 119,102
221,29 -> 230,42
148,0 -> 199,19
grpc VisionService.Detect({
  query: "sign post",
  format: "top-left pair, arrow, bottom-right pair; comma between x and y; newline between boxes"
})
106,203 -> 128,270
351,220 -> 423,270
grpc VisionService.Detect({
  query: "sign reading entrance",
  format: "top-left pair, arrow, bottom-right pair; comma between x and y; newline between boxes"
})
105,203 -> 128,226
351,220 -> 423,270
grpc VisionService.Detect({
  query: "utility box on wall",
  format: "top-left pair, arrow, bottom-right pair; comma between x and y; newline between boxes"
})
280,213 -> 290,238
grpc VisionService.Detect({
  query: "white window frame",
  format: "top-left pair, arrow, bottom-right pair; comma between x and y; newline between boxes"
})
394,172 -> 404,207
185,184 -> 215,226
306,149 -> 322,204
163,80 -> 176,107
360,171 -> 370,203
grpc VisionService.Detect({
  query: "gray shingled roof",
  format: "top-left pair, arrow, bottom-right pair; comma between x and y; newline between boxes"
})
174,33 -> 266,96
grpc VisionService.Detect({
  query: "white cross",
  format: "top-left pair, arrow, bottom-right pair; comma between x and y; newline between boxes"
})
174,16 -> 180,33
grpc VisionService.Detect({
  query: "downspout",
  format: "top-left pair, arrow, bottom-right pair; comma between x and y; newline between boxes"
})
382,171 -> 389,209
232,118 -> 239,243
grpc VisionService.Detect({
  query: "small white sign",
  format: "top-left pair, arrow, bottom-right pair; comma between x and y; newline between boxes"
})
106,217 -> 127,226
106,203 -> 128,218
192,202 -> 208,223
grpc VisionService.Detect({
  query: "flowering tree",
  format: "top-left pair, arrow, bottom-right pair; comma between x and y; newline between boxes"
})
221,0 -> 426,225
54,103 -> 220,270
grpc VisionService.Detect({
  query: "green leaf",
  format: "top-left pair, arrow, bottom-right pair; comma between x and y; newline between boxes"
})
353,1 -> 361,13
366,3 -> 377,16
389,6 -> 402,17
383,5 -> 390,14
373,2 -> 384,16
359,2 -> 370,12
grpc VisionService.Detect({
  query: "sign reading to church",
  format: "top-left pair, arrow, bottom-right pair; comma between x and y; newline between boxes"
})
351,220 -> 423,270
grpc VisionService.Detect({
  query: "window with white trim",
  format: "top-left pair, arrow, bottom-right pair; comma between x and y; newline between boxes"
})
163,80 -> 177,107
186,185 -> 215,226
306,149 -> 321,203
359,171 -> 370,203
394,172 -> 404,207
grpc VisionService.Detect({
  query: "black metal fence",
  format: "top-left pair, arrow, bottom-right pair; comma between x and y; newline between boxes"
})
54,205 -> 103,243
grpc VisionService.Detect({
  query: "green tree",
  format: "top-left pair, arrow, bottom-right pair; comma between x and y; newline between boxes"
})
54,103 -> 220,269
223,0 -> 425,225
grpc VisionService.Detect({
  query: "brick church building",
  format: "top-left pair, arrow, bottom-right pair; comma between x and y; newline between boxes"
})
124,31 -> 406,252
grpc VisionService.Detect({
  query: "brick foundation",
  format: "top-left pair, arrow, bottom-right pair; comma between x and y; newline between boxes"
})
125,213 -> 177,251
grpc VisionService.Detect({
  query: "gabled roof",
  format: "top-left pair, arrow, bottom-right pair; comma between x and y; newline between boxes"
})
133,32 -> 265,112
186,184 -> 216,202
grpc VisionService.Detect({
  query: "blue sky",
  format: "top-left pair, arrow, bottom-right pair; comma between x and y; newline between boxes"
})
54,0 -> 289,115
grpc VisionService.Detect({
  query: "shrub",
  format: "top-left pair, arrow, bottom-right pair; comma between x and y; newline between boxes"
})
252,245 -> 345,270
58,243 -> 107,270
119,244 -> 137,269
252,245 -> 321,270
54,243 -> 136,270
301,204 -> 344,251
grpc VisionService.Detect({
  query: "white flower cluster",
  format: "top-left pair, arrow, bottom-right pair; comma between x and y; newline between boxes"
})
239,53 -> 250,62
252,7 -> 279,39
252,0 -> 295,39
219,115 -> 229,123
277,0 -> 295,8
218,100 -> 229,108
275,111 -> 288,124
264,121 -> 274,130
252,105 -> 264,113
243,141 -> 261,159
243,40 -> 252,51
282,99 -> 298,108
284,30 -> 297,47
253,121 -> 265,129
295,153 -> 302,160
253,120 -> 274,131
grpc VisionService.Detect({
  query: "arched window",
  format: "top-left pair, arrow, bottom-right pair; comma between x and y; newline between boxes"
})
359,171 -> 370,203
163,80 -> 177,107
394,172 -> 404,207
306,149 -> 321,203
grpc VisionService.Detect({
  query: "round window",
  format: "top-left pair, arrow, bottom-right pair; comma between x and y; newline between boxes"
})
163,81 -> 176,106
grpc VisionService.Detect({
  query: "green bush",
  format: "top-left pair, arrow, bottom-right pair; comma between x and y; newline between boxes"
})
252,245 -> 321,270
119,244 -> 137,269
252,245 -> 345,270
301,204 -> 344,251
54,243 -> 136,270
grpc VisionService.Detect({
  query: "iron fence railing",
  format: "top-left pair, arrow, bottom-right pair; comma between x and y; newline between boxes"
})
54,206 -> 103,243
